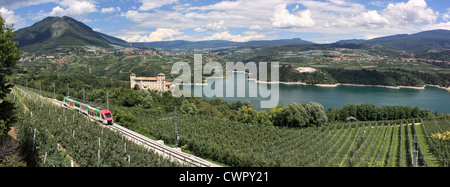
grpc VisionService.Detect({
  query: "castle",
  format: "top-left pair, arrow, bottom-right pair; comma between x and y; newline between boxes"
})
130,73 -> 172,92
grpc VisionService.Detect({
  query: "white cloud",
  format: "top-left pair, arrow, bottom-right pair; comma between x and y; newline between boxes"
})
120,28 -> 183,42
365,34 -> 386,40
36,0 -> 98,19
123,0 -> 288,31
442,8 -> 450,21
101,7 -> 120,14
138,0 -> 178,11
444,14 -> 450,22
422,22 -> 450,31
192,20 -> 228,32
203,31 -> 265,42
382,0 -> 438,25
119,0 -> 447,43
194,27 -> 206,32
122,10 -> 149,22
354,10 -> 390,29
249,25 -> 263,30
290,0 -> 443,40
206,20 -> 227,32
148,28 -> 182,41
271,3 -> 315,28
0,7 -> 25,28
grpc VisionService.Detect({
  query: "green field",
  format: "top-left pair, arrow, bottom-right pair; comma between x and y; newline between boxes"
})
9,87 -> 450,167
9,88 -> 180,167
128,106 -> 449,167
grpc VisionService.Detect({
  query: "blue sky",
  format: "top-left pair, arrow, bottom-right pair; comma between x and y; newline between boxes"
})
0,0 -> 449,43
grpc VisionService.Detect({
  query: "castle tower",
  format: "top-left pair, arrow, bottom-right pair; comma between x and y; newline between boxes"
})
157,73 -> 165,92
130,73 -> 136,89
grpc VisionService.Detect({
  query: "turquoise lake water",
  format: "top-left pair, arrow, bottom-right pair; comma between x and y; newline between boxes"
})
185,73 -> 450,113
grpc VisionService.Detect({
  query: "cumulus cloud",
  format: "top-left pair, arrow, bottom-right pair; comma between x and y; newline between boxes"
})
0,7 -> 25,28
123,0 -> 287,31
119,0 -> 446,43
421,22 -> 450,31
271,3 -> 315,28
101,7 -> 121,14
444,14 -> 450,22
382,0 -> 438,25
194,20 -> 227,32
249,25 -> 263,30
353,10 -> 390,29
292,0 -> 443,40
35,0 -> 98,19
120,28 -> 183,42
148,28 -> 182,41
194,27 -> 206,32
206,20 -> 227,31
203,31 -> 265,42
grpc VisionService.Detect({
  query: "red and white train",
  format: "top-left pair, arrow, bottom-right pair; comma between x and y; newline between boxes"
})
63,96 -> 113,125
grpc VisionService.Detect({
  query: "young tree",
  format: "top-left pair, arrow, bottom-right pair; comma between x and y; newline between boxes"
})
237,102 -> 258,124
275,103 -> 308,127
0,15 -> 21,135
411,106 -> 420,118
180,100 -> 199,115
305,102 -> 328,126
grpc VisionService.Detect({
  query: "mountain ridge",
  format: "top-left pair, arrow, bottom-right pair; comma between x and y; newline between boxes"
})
13,16 -> 450,53
337,29 -> 450,52
131,38 -> 315,52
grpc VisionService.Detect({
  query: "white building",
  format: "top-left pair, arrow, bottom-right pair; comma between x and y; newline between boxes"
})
130,73 -> 172,92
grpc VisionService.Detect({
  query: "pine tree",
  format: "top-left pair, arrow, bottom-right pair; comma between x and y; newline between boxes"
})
0,15 -> 21,135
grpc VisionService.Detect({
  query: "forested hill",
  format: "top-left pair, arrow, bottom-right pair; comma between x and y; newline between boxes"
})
14,16 -> 129,51
337,29 -> 450,52
278,65 -> 450,88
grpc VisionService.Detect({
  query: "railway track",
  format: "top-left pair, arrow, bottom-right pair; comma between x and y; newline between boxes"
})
106,123 -> 220,167
14,87 -> 221,167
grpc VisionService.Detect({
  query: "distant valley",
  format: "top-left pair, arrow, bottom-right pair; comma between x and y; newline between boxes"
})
13,16 -> 450,56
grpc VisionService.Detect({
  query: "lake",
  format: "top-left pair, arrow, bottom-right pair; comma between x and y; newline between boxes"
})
185,73 -> 450,113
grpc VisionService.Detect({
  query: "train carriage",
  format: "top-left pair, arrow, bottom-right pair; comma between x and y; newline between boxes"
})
64,96 -> 113,125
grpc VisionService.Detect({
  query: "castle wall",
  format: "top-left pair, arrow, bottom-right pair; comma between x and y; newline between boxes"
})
130,73 -> 171,92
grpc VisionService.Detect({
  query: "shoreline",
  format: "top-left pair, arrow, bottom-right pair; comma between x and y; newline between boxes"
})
239,72 -> 448,90
255,80 -> 449,91
174,74 -> 450,91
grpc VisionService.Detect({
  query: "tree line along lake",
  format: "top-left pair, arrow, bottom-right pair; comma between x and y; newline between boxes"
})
187,73 -> 450,113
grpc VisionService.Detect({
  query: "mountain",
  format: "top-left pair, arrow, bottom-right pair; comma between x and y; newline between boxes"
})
131,38 -> 315,52
337,30 -> 450,52
14,16 -> 129,51
15,16 -> 447,54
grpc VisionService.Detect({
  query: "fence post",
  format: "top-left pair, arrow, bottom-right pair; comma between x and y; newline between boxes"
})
32,128 -> 36,153
98,150 -> 100,167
